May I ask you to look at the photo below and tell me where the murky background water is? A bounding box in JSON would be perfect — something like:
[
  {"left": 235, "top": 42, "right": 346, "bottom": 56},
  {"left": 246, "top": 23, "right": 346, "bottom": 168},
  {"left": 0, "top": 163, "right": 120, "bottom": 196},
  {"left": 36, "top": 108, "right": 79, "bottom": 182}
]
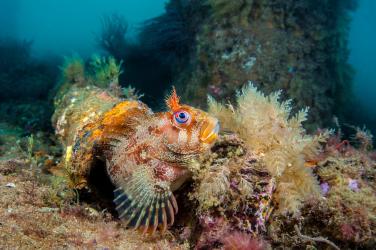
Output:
[{"left": 0, "top": 0, "right": 374, "bottom": 133}]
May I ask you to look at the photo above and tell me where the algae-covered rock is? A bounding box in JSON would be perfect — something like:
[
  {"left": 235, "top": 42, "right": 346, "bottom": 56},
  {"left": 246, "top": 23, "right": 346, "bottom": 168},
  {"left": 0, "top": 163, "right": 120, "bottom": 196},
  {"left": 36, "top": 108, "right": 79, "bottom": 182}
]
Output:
[
  {"left": 185, "top": 83, "right": 375, "bottom": 249},
  {"left": 153, "top": 0, "right": 356, "bottom": 130},
  {"left": 268, "top": 138, "right": 376, "bottom": 249},
  {"left": 0, "top": 164, "right": 186, "bottom": 249},
  {"left": 29, "top": 54, "right": 376, "bottom": 248}
]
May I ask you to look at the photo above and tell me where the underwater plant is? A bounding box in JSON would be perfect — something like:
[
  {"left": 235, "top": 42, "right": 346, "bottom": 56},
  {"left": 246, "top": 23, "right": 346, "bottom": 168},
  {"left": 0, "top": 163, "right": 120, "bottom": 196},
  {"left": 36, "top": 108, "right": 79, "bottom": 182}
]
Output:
[
  {"left": 268, "top": 129, "right": 376, "bottom": 248},
  {"left": 89, "top": 54, "right": 123, "bottom": 90},
  {"left": 97, "top": 14, "right": 128, "bottom": 60},
  {"left": 0, "top": 38, "right": 32, "bottom": 72},
  {"left": 57, "top": 54, "right": 125, "bottom": 98},
  {"left": 0, "top": 38, "right": 58, "bottom": 131},
  {"left": 60, "top": 55, "right": 85, "bottom": 85},
  {"left": 139, "top": 0, "right": 204, "bottom": 67},
  {"left": 208, "top": 82, "right": 330, "bottom": 214},
  {"left": 121, "top": 85, "right": 144, "bottom": 100},
  {"left": 352, "top": 125, "right": 374, "bottom": 151}
]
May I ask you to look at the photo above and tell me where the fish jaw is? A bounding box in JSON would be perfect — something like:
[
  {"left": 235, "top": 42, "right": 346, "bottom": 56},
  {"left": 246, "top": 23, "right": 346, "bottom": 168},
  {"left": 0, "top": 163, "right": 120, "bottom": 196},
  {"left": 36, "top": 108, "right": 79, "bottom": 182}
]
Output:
[{"left": 200, "top": 117, "right": 220, "bottom": 145}]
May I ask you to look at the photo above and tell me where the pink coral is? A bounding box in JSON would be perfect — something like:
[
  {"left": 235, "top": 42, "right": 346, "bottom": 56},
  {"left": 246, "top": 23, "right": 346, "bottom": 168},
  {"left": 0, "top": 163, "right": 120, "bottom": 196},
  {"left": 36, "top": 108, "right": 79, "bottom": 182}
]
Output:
[
  {"left": 195, "top": 215, "right": 230, "bottom": 249},
  {"left": 222, "top": 232, "right": 266, "bottom": 250}
]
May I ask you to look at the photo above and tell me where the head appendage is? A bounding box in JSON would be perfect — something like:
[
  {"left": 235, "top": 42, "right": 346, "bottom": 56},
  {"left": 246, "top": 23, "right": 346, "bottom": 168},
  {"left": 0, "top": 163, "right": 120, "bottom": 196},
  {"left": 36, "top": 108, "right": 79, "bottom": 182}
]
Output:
[{"left": 166, "top": 86, "right": 181, "bottom": 112}]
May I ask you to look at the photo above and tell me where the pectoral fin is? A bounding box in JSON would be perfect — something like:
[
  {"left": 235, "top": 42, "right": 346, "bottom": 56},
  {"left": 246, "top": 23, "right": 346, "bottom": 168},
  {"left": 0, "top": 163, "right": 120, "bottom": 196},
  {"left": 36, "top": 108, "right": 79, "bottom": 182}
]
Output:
[{"left": 113, "top": 167, "right": 178, "bottom": 234}]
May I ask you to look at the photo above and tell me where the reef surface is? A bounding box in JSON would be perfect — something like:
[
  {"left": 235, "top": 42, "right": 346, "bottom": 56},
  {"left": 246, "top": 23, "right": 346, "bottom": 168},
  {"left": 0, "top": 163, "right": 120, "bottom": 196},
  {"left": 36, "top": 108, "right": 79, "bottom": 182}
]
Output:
[
  {"left": 0, "top": 1, "right": 375, "bottom": 249},
  {"left": 1, "top": 66, "right": 375, "bottom": 248}
]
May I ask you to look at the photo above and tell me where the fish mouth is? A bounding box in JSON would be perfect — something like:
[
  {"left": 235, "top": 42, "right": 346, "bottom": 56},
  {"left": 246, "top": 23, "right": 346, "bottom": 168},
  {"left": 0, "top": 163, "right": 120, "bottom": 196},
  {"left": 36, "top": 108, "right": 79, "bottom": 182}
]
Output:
[{"left": 200, "top": 117, "right": 220, "bottom": 144}]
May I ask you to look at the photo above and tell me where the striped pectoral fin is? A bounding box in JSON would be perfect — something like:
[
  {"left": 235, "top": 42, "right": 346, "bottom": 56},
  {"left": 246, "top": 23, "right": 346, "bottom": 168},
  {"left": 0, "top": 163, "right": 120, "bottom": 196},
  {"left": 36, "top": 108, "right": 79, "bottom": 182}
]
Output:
[{"left": 113, "top": 172, "right": 178, "bottom": 234}]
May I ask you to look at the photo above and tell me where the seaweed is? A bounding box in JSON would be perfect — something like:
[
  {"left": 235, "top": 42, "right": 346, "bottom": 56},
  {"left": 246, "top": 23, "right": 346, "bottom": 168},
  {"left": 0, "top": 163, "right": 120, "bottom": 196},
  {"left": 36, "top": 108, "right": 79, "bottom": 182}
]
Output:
[
  {"left": 60, "top": 55, "right": 85, "bottom": 85},
  {"left": 57, "top": 54, "right": 124, "bottom": 97},
  {"left": 96, "top": 14, "right": 128, "bottom": 60},
  {"left": 0, "top": 38, "right": 58, "bottom": 131},
  {"left": 139, "top": 0, "right": 197, "bottom": 66},
  {"left": 208, "top": 82, "right": 330, "bottom": 214},
  {"left": 89, "top": 54, "right": 123, "bottom": 90}
]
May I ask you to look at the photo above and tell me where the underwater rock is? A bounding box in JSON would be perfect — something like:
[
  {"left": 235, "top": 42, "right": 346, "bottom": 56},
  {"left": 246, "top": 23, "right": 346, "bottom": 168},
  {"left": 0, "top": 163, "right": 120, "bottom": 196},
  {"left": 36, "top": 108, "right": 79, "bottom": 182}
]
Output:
[
  {"left": 154, "top": 0, "right": 356, "bottom": 129},
  {"left": 262, "top": 125, "right": 375, "bottom": 248},
  {"left": 0, "top": 160, "right": 186, "bottom": 249},
  {"left": 186, "top": 82, "right": 375, "bottom": 249},
  {"left": 189, "top": 133, "right": 275, "bottom": 249}
]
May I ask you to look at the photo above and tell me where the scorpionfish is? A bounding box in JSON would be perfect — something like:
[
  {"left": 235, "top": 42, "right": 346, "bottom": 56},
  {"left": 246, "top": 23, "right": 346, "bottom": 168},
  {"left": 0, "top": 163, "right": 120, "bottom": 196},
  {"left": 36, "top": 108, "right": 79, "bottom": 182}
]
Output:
[{"left": 68, "top": 88, "right": 219, "bottom": 234}]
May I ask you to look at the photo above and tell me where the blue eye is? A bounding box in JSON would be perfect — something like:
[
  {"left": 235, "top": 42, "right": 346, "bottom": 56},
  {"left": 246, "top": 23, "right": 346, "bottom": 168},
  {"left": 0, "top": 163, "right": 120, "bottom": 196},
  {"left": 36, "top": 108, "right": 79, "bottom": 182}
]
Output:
[{"left": 174, "top": 110, "right": 190, "bottom": 124}]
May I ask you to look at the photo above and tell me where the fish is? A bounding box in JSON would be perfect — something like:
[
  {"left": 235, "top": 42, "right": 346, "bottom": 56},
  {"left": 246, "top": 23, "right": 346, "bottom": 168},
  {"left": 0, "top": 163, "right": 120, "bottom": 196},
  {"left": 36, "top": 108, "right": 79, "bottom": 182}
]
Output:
[{"left": 71, "top": 87, "right": 219, "bottom": 234}]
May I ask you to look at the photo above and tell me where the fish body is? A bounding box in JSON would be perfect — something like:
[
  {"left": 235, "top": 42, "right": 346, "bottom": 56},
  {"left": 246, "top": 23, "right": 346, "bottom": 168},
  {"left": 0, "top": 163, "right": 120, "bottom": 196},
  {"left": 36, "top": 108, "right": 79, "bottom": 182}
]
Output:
[{"left": 65, "top": 88, "right": 219, "bottom": 234}]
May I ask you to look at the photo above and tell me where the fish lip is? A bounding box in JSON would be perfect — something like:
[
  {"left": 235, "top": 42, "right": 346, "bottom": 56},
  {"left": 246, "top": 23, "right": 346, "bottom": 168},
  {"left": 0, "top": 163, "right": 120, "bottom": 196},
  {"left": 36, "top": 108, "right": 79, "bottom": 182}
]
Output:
[
  {"left": 200, "top": 118, "right": 219, "bottom": 144},
  {"left": 214, "top": 122, "right": 220, "bottom": 134}
]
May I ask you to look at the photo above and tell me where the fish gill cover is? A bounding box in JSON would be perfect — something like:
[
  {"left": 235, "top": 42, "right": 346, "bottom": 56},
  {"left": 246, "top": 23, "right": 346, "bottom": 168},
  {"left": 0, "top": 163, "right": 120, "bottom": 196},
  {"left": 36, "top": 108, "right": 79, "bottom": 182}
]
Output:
[{"left": 0, "top": 0, "right": 375, "bottom": 249}]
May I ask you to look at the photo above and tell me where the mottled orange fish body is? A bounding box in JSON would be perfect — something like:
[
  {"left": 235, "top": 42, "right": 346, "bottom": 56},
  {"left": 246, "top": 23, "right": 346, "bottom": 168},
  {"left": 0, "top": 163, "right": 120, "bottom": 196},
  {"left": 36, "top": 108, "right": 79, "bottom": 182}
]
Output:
[{"left": 66, "top": 88, "right": 219, "bottom": 234}]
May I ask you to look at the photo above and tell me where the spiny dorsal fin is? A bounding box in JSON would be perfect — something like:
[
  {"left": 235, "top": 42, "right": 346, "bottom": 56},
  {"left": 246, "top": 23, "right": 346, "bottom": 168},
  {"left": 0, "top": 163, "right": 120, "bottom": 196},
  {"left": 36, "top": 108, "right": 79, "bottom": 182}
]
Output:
[
  {"left": 166, "top": 87, "right": 181, "bottom": 112},
  {"left": 113, "top": 166, "right": 177, "bottom": 235}
]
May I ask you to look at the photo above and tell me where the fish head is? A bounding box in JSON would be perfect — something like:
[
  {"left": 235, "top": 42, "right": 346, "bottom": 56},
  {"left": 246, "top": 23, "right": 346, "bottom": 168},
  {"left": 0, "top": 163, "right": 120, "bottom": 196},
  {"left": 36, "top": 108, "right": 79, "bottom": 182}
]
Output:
[{"left": 156, "top": 87, "right": 220, "bottom": 155}]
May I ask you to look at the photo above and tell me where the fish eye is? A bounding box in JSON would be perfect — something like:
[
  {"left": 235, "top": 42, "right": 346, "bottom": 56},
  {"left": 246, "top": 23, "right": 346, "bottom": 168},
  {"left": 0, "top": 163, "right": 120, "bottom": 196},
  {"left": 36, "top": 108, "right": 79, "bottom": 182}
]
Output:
[{"left": 174, "top": 110, "right": 191, "bottom": 125}]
